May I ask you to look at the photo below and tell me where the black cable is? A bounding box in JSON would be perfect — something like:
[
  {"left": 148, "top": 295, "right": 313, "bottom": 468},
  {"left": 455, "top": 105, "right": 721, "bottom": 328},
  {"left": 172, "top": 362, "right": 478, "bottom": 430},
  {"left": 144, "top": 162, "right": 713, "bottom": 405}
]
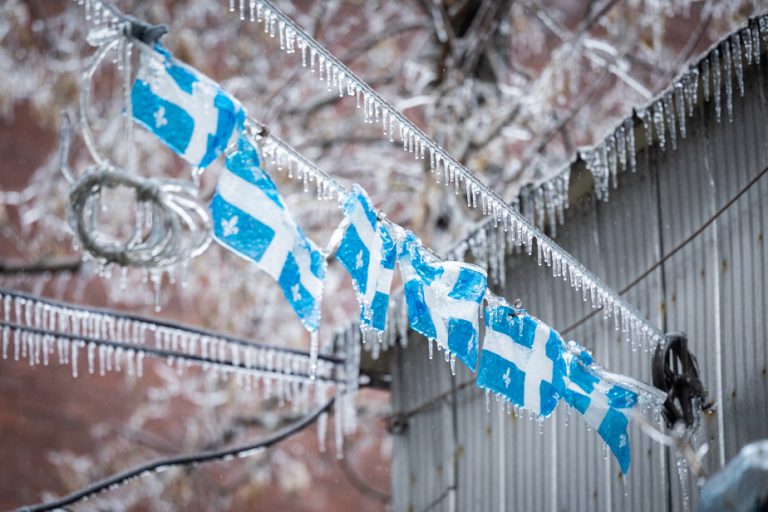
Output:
[
  {"left": 0, "top": 288, "right": 343, "bottom": 364},
  {"left": 17, "top": 397, "right": 335, "bottom": 512},
  {"left": 0, "top": 321, "right": 342, "bottom": 385}
]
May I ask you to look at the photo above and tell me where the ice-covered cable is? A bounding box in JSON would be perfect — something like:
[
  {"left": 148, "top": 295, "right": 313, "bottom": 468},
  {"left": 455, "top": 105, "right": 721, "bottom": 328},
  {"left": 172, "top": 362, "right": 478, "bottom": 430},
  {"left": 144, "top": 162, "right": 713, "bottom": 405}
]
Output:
[
  {"left": 78, "top": 0, "right": 663, "bottom": 349},
  {"left": 226, "top": 0, "right": 665, "bottom": 349},
  {"left": 1, "top": 288, "right": 342, "bottom": 381},
  {"left": 1, "top": 320, "right": 340, "bottom": 384},
  {"left": 18, "top": 395, "right": 336, "bottom": 512}
]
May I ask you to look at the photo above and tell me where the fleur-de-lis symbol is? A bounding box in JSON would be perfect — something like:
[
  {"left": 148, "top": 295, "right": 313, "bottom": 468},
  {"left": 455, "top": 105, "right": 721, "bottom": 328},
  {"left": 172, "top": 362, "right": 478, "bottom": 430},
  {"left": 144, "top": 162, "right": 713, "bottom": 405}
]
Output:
[
  {"left": 154, "top": 106, "right": 168, "bottom": 128},
  {"left": 221, "top": 216, "right": 239, "bottom": 237},
  {"left": 355, "top": 250, "right": 364, "bottom": 270},
  {"left": 502, "top": 367, "right": 511, "bottom": 388},
  {"left": 291, "top": 283, "right": 302, "bottom": 303}
]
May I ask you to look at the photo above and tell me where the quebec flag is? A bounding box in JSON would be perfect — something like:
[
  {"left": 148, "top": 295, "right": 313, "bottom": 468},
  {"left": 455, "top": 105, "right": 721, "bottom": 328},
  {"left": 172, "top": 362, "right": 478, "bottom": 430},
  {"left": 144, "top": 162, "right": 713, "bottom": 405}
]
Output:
[
  {"left": 210, "top": 137, "right": 326, "bottom": 332},
  {"left": 563, "top": 342, "right": 638, "bottom": 474},
  {"left": 132, "top": 45, "right": 245, "bottom": 170},
  {"left": 335, "top": 185, "right": 396, "bottom": 333},
  {"left": 476, "top": 299, "right": 567, "bottom": 418},
  {"left": 398, "top": 231, "right": 487, "bottom": 370}
]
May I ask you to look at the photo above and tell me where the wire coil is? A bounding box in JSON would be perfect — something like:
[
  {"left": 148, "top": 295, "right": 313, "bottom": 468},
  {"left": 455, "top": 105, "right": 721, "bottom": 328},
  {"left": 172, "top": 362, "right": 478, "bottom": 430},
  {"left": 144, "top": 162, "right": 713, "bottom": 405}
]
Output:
[{"left": 68, "top": 168, "right": 211, "bottom": 268}]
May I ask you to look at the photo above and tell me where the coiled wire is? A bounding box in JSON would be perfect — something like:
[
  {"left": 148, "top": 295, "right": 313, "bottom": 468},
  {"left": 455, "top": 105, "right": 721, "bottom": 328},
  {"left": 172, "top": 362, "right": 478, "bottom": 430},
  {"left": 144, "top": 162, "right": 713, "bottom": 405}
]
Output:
[
  {"left": 68, "top": 168, "right": 211, "bottom": 268},
  {"left": 65, "top": 15, "right": 212, "bottom": 269}
]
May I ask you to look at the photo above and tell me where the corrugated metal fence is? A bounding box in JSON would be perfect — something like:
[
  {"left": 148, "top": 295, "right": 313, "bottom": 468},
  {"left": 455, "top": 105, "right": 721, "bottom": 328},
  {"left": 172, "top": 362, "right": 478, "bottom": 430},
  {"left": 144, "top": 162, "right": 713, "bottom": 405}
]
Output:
[{"left": 389, "top": 38, "right": 768, "bottom": 512}]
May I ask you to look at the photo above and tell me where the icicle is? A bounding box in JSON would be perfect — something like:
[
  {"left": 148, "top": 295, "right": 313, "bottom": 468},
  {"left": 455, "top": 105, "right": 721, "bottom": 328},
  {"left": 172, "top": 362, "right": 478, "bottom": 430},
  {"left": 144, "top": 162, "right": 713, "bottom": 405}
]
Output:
[
  {"left": 676, "top": 451, "right": 691, "bottom": 512},
  {"left": 624, "top": 117, "right": 636, "bottom": 174},
  {"left": 664, "top": 92, "right": 677, "bottom": 151},
  {"left": 71, "top": 341, "right": 80, "bottom": 378},
  {"left": 723, "top": 40, "right": 734, "bottom": 122},
  {"left": 732, "top": 34, "right": 744, "bottom": 98},
  {"left": 309, "top": 330, "right": 319, "bottom": 379},
  {"left": 637, "top": 108, "right": 653, "bottom": 148},
  {"left": 136, "top": 350, "right": 145, "bottom": 377},
  {"left": 675, "top": 83, "right": 686, "bottom": 139},
  {"left": 701, "top": 56, "right": 711, "bottom": 102},
  {"left": 742, "top": 28, "right": 753, "bottom": 67},
  {"left": 606, "top": 135, "right": 618, "bottom": 189},
  {"left": 616, "top": 125, "right": 627, "bottom": 173},
  {"left": 686, "top": 68, "right": 699, "bottom": 118},
  {"left": 712, "top": 48, "right": 722, "bottom": 123},
  {"left": 752, "top": 23, "right": 761, "bottom": 65},
  {"left": 1, "top": 326, "right": 8, "bottom": 360},
  {"left": 317, "top": 411, "right": 328, "bottom": 453},
  {"left": 652, "top": 101, "right": 666, "bottom": 150},
  {"left": 334, "top": 395, "right": 344, "bottom": 459},
  {"left": 98, "top": 344, "right": 106, "bottom": 376},
  {"left": 87, "top": 342, "right": 96, "bottom": 374}
]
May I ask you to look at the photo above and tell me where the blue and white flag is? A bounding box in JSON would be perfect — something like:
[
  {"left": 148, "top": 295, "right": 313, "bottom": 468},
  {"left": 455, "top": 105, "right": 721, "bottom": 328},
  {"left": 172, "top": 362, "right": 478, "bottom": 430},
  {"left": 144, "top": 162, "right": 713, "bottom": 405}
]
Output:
[
  {"left": 335, "top": 185, "right": 396, "bottom": 333},
  {"left": 563, "top": 342, "right": 638, "bottom": 474},
  {"left": 476, "top": 298, "right": 567, "bottom": 418},
  {"left": 132, "top": 45, "right": 245, "bottom": 170},
  {"left": 398, "top": 231, "right": 487, "bottom": 370},
  {"left": 210, "top": 137, "right": 326, "bottom": 332}
]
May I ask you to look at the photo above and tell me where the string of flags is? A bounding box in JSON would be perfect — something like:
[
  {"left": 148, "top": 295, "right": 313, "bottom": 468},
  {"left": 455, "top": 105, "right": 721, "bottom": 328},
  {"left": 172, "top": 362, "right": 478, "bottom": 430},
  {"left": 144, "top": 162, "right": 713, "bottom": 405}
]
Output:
[{"left": 127, "top": 39, "right": 655, "bottom": 473}]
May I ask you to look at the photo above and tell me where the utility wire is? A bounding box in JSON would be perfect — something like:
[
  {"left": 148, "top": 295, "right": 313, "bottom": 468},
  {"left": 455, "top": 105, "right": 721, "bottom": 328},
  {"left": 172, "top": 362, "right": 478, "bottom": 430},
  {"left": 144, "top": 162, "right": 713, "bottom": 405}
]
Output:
[{"left": 17, "top": 396, "right": 335, "bottom": 512}]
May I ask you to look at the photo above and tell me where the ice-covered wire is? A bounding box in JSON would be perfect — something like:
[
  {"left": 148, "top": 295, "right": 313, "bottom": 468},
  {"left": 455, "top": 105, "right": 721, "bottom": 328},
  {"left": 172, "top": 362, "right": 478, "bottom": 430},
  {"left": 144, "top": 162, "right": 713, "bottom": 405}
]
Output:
[
  {"left": 1, "top": 320, "right": 341, "bottom": 385},
  {"left": 1, "top": 288, "right": 344, "bottom": 365},
  {"left": 84, "top": 0, "right": 660, "bottom": 350},
  {"left": 227, "top": 0, "right": 665, "bottom": 349},
  {"left": 18, "top": 395, "right": 336, "bottom": 512}
]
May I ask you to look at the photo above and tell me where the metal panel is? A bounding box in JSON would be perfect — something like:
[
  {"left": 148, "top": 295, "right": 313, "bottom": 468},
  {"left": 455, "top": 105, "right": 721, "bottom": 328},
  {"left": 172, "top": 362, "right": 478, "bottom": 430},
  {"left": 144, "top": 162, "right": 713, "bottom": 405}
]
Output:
[{"left": 389, "top": 44, "right": 768, "bottom": 512}]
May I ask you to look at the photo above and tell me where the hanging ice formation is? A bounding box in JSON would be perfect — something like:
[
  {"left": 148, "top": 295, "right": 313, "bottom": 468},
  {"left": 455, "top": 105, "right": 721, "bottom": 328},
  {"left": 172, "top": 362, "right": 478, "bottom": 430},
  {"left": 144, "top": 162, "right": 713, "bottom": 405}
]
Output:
[
  {"left": 580, "top": 16, "right": 763, "bottom": 201},
  {"left": 0, "top": 290, "right": 339, "bottom": 409},
  {"left": 225, "top": 0, "right": 666, "bottom": 351}
]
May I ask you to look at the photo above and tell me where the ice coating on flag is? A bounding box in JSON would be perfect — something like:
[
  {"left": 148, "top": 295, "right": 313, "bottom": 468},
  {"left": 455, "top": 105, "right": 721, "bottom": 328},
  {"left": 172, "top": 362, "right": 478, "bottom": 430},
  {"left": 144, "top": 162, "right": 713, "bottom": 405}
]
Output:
[
  {"left": 210, "top": 136, "right": 326, "bottom": 332},
  {"left": 335, "top": 184, "right": 396, "bottom": 333},
  {"left": 563, "top": 342, "right": 638, "bottom": 474},
  {"left": 132, "top": 45, "right": 245, "bottom": 170},
  {"left": 398, "top": 231, "right": 487, "bottom": 370},
  {"left": 477, "top": 298, "right": 567, "bottom": 417}
]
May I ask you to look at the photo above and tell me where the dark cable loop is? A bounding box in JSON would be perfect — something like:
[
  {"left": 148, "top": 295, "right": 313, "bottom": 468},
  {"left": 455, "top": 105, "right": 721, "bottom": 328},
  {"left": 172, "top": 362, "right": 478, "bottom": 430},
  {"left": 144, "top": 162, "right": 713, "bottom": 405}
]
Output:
[{"left": 652, "top": 332, "right": 707, "bottom": 430}]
